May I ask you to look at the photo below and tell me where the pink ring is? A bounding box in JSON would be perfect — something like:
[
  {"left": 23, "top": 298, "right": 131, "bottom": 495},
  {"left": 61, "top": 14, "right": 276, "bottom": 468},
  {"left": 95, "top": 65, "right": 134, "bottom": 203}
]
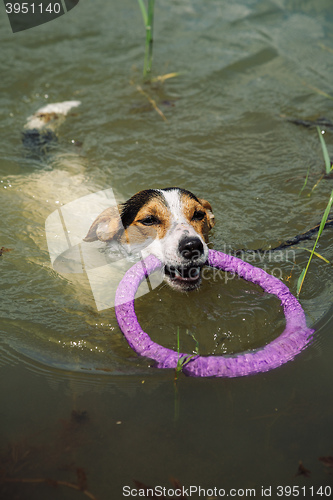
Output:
[{"left": 115, "top": 250, "right": 314, "bottom": 377}]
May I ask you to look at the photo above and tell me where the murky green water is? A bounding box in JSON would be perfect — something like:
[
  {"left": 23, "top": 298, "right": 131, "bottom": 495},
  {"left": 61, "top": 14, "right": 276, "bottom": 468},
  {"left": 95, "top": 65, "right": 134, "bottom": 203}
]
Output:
[{"left": 1, "top": 0, "right": 333, "bottom": 498}]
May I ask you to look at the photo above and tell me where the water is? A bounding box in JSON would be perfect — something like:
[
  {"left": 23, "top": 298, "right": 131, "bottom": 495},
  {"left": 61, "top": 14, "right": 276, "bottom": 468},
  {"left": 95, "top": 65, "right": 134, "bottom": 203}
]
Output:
[{"left": 1, "top": 0, "right": 333, "bottom": 498}]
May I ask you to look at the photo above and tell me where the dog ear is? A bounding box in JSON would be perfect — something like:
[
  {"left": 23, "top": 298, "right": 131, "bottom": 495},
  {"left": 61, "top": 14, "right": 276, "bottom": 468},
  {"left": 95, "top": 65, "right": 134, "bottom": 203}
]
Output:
[
  {"left": 83, "top": 205, "right": 123, "bottom": 242},
  {"left": 198, "top": 198, "right": 215, "bottom": 229}
]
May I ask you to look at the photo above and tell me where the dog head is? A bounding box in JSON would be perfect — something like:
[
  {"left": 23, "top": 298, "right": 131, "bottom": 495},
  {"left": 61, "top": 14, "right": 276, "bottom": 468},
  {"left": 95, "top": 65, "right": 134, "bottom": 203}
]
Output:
[{"left": 84, "top": 187, "right": 215, "bottom": 291}]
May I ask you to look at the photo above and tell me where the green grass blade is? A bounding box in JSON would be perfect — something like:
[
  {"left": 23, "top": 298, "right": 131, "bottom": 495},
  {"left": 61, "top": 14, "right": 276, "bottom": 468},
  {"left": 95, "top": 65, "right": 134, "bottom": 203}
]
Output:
[
  {"left": 298, "top": 247, "right": 331, "bottom": 264},
  {"left": 138, "top": 0, "right": 155, "bottom": 78},
  {"left": 304, "top": 82, "right": 333, "bottom": 100},
  {"left": 144, "top": 0, "right": 155, "bottom": 77},
  {"left": 317, "top": 126, "right": 331, "bottom": 175},
  {"left": 186, "top": 329, "right": 200, "bottom": 354},
  {"left": 297, "top": 268, "right": 306, "bottom": 297},
  {"left": 299, "top": 166, "right": 310, "bottom": 196},
  {"left": 318, "top": 190, "right": 333, "bottom": 237},
  {"left": 309, "top": 174, "right": 324, "bottom": 195},
  {"left": 137, "top": 0, "right": 148, "bottom": 26},
  {"left": 177, "top": 326, "right": 180, "bottom": 353},
  {"left": 147, "top": 0, "right": 155, "bottom": 28},
  {"left": 175, "top": 329, "right": 198, "bottom": 373},
  {"left": 178, "top": 354, "right": 197, "bottom": 370},
  {"left": 175, "top": 327, "right": 181, "bottom": 376},
  {"left": 297, "top": 188, "right": 333, "bottom": 296}
]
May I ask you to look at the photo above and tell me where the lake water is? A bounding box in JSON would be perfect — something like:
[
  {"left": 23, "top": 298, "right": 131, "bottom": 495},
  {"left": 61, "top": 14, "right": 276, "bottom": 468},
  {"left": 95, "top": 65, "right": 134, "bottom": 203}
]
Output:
[{"left": 1, "top": 0, "right": 333, "bottom": 498}]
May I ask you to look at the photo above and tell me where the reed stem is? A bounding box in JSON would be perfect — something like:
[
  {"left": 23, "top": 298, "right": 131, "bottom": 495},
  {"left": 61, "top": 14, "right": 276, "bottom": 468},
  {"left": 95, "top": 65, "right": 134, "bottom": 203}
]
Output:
[{"left": 138, "top": 0, "right": 155, "bottom": 79}]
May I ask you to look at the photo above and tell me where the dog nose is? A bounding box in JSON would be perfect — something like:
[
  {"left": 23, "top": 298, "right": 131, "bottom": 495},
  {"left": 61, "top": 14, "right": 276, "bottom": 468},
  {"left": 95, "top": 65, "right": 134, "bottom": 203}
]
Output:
[{"left": 179, "top": 237, "right": 204, "bottom": 260}]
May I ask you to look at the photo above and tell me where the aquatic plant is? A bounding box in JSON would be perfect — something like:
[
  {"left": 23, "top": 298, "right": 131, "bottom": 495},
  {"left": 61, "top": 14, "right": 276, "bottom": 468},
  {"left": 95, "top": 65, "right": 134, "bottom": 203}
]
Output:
[
  {"left": 136, "top": 1, "right": 180, "bottom": 121},
  {"left": 317, "top": 126, "right": 333, "bottom": 175},
  {"left": 299, "top": 126, "right": 333, "bottom": 195},
  {"left": 174, "top": 328, "right": 199, "bottom": 420},
  {"left": 298, "top": 166, "right": 310, "bottom": 196},
  {"left": 297, "top": 188, "right": 333, "bottom": 297},
  {"left": 297, "top": 127, "right": 333, "bottom": 296},
  {"left": 297, "top": 126, "right": 333, "bottom": 297},
  {"left": 138, "top": 0, "right": 155, "bottom": 78},
  {"left": 175, "top": 328, "right": 199, "bottom": 379}
]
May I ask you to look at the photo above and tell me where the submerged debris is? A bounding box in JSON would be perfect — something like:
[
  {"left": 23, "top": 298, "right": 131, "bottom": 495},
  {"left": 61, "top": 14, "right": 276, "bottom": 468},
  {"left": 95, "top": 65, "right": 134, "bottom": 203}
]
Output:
[
  {"left": 0, "top": 247, "right": 13, "bottom": 257},
  {"left": 295, "top": 460, "right": 311, "bottom": 478},
  {"left": 286, "top": 116, "right": 333, "bottom": 131},
  {"left": 319, "top": 456, "right": 333, "bottom": 469},
  {"left": 235, "top": 218, "right": 333, "bottom": 255}
]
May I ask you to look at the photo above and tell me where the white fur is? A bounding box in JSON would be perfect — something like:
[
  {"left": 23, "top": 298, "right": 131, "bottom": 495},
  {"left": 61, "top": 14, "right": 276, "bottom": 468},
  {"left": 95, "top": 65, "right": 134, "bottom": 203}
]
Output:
[
  {"left": 141, "top": 189, "right": 209, "bottom": 268},
  {"left": 158, "top": 188, "right": 186, "bottom": 223},
  {"left": 24, "top": 100, "right": 81, "bottom": 130}
]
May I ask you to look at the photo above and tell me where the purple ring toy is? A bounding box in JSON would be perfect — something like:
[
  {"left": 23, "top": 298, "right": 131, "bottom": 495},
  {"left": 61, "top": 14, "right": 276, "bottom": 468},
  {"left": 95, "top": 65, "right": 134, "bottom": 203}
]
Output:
[{"left": 115, "top": 250, "right": 314, "bottom": 377}]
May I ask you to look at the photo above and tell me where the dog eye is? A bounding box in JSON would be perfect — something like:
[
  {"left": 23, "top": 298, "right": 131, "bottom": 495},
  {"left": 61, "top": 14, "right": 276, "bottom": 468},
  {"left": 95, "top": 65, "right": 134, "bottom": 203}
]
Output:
[
  {"left": 139, "top": 215, "right": 160, "bottom": 226},
  {"left": 192, "top": 210, "right": 205, "bottom": 221}
]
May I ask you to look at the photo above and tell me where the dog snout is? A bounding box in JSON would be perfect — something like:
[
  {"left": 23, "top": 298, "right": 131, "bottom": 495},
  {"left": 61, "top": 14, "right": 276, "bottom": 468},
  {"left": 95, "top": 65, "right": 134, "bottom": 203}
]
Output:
[{"left": 178, "top": 236, "right": 204, "bottom": 260}]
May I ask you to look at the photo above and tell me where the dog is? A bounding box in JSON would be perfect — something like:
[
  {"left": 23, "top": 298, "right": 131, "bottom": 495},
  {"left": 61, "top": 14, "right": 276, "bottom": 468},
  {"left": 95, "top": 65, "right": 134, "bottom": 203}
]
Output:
[
  {"left": 22, "top": 103, "right": 215, "bottom": 291},
  {"left": 84, "top": 188, "right": 215, "bottom": 291}
]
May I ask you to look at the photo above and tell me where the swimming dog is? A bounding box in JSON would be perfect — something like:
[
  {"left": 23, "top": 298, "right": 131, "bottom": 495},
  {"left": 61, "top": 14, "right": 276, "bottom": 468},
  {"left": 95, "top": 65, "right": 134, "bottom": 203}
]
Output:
[
  {"left": 84, "top": 188, "right": 215, "bottom": 291},
  {"left": 22, "top": 103, "right": 215, "bottom": 291}
]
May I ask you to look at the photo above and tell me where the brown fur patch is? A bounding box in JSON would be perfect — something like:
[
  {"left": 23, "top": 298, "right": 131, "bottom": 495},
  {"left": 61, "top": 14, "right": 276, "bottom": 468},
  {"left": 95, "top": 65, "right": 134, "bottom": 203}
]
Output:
[
  {"left": 198, "top": 197, "right": 215, "bottom": 228},
  {"left": 130, "top": 198, "right": 171, "bottom": 240},
  {"left": 180, "top": 193, "right": 215, "bottom": 242},
  {"left": 36, "top": 112, "right": 60, "bottom": 123},
  {"left": 83, "top": 206, "right": 122, "bottom": 242}
]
